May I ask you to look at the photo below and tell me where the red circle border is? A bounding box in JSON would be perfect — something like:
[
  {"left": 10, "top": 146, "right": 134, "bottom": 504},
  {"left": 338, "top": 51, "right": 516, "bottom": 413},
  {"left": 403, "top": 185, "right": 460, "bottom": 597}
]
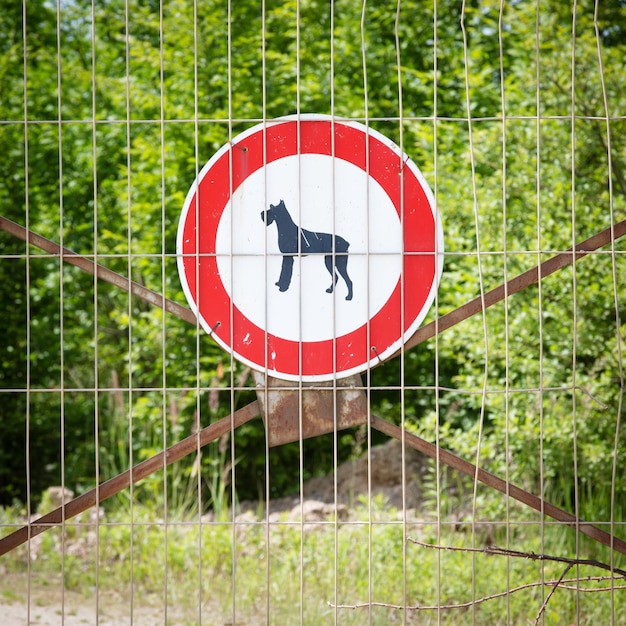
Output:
[{"left": 178, "top": 117, "right": 439, "bottom": 380}]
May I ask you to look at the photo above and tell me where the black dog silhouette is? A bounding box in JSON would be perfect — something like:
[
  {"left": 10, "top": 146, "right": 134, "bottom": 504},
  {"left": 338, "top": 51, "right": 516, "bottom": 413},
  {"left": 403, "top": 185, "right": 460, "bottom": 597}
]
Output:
[{"left": 261, "top": 200, "right": 353, "bottom": 301}]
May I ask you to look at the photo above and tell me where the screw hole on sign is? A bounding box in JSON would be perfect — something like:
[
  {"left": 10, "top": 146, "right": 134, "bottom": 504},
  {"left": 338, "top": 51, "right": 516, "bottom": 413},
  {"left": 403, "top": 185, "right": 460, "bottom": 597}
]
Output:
[
  {"left": 371, "top": 346, "right": 383, "bottom": 364},
  {"left": 177, "top": 115, "right": 444, "bottom": 382},
  {"left": 230, "top": 141, "right": 248, "bottom": 153}
]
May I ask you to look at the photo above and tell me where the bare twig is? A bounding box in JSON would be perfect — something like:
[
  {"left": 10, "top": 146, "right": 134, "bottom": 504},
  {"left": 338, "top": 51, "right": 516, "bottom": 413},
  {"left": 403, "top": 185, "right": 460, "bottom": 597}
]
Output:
[
  {"left": 331, "top": 540, "right": 626, "bottom": 615},
  {"left": 534, "top": 563, "right": 573, "bottom": 626},
  {"left": 406, "top": 539, "right": 626, "bottom": 622},
  {"left": 330, "top": 577, "right": 626, "bottom": 612},
  {"left": 408, "top": 539, "right": 626, "bottom": 578}
]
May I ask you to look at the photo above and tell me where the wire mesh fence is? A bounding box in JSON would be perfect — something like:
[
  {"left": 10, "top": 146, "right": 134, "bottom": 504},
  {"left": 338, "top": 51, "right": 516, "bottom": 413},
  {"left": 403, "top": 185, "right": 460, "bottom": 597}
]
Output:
[{"left": 1, "top": 1, "right": 625, "bottom": 624}]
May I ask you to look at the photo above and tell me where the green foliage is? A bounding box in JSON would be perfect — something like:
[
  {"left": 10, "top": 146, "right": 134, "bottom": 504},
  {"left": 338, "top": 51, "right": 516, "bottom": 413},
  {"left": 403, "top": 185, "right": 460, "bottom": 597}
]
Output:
[{"left": 0, "top": 0, "right": 625, "bottom": 572}]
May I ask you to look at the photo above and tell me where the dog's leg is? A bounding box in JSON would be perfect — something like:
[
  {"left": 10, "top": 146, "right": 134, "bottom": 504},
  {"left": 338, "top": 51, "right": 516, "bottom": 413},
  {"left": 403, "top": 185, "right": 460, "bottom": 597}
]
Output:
[
  {"left": 335, "top": 255, "right": 353, "bottom": 301},
  {"left": 276, "top": 255, "right": 294, "bottom": 292},
  {"left": 324, "top": 255, "right": 338, "bottom": 294}
]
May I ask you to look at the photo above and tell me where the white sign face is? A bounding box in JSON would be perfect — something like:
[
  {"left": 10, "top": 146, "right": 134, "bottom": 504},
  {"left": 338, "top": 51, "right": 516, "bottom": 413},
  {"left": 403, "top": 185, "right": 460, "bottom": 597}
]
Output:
[
  {"left": 177, "top": 115, "right": 443, "bottom": 382},
  {"left": 215, "top": 154, "right": 402, "bottom": 344}
]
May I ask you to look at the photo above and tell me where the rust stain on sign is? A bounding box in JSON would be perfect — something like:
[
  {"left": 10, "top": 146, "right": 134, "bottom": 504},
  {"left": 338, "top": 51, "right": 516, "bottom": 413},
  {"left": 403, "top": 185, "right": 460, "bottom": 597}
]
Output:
[{"left": 253, "top": 372, "right": 368, "bottom": 447}]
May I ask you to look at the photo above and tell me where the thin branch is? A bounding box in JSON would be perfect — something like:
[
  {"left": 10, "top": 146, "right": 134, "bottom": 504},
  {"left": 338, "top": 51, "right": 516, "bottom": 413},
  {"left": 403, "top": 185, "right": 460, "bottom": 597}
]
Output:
[
  {"left": 330, "top": 577, "right": 626, "bottom": 612},
  {"left": 534, "top": 563, "right": 573, "bottom": 626},
  {"left": 408, "top": 539, "right": 626, "bottom": 578}
]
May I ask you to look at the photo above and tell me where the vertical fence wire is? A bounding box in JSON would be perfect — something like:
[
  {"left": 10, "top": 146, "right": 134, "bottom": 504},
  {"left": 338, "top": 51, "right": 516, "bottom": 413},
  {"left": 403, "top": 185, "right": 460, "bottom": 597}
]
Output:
[
  {"left": 260, "top": 5, "right": 272, "bottom": 625},
  {"left": 534, "top": 0, "right": 547, "bottom": 613},
  {"left": 157, "top": 1, "right": 168, "bottom": 622},
  {"left": 359, "top": 4, "right": 374, "bottom": 623},
  {"left": 570, "top": 4, "right": 581, "bottom": 620},
  {"left": 432, "top": 1, "right": 443, "bottom": 622},
  {"left": 21, "top": 2, "right": 32, "bottom": 625},
  {"left": 89, "top": 1, "right": 102, "bottom": 623},
  {"left": 393, "top": 0, "right": 408, "bottom": 616},
  {"left": 123, "top": 2, "right": 135, "bottom": 622},
  {"left": 54, "top": 0, "right": 67, "bottom": 618},
  {"left": 329, "top": 5, "right": 340, "bottom": 623},
  {"left": 226, "top": 2, "right": 236, "bottom": 624},
  {"left": 594, "top": 1, "right": 625, "bottom": 616},
  {"left": 497, "top": 1, "right": 512, "bottom": 623},
  {"left": 460, "top": 1, "right": 490, "bottom": 621},
  {"left": 191, "top": 1, "right": 203, "bottom": 623}
]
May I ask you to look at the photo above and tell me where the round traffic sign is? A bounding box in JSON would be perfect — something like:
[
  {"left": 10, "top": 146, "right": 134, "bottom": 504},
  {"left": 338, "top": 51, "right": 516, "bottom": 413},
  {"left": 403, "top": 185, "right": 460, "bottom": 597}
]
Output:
[{"left": 177, "top": 115, "right": 443, "bottom": 382}]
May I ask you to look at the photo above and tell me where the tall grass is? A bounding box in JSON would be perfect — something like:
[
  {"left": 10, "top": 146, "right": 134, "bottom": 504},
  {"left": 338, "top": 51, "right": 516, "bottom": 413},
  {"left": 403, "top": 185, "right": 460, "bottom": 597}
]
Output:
[{"left": 2, "top": 497, "right": 625, "bottom": 625}]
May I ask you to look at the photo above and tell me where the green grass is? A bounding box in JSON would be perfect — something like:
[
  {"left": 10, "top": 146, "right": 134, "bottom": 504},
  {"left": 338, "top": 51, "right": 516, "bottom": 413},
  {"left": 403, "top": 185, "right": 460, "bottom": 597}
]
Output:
[{"left": 1, "top": 500, "right": 625, "bottom": 625}]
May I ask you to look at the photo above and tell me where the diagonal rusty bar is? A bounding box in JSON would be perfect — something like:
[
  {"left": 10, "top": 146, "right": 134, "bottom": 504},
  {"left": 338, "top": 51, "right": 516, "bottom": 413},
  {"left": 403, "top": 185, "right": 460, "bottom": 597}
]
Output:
[
  {"left": 2, "top": 215, "right": 626, "bottom": 559},
  {"left": 0, "top": 401, "right": 260, "bottom": 557},
  {"left": 403, "top": 218, "right": 626, "bottom": 352},
  {"left": 0, "top": 216, "right": 197, "bottom": 325},
  {"left": 3, "top": 216, "right": 624, "bottom": 350},
  {"left": 371, "top": 415, "right": 626, "bottom": 557}
]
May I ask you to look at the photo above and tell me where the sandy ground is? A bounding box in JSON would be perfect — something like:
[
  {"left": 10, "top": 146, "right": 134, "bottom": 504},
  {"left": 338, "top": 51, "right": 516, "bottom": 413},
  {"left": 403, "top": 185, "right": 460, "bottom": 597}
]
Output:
[{"left": 0, "top": 574, "right": 188, "bottom": 626}]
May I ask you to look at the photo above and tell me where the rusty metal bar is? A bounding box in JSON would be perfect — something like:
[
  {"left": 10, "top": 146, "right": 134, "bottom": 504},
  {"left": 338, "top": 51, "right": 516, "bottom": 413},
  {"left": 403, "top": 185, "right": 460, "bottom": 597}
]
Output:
[
  {"left": 0, "top": 401, "right": 260, "bottom": 557},
  {"left": 402, "top": 218, "right": 626, "bottom": 352},
  {"left": 0, "top": 216, "right": 197, "bottom": 326},
  {"left": 4, "top": 215, "right": 624, "bottom": 356},
  {"left": 4, "top": 398, "right": 624, "bottom": 559},
  {"left": 371, "top": 415, "right": 626, "bottom": 556}
]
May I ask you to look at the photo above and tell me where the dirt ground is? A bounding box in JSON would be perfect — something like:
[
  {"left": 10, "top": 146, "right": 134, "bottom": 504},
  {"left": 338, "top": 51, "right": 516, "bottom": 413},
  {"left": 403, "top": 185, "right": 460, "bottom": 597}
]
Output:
[
  {"left": 1, "top": 439, "right": 428, "bottom": 625},
  {"left": 1, "top": 574, "right": 185, "bottom": 626}
]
